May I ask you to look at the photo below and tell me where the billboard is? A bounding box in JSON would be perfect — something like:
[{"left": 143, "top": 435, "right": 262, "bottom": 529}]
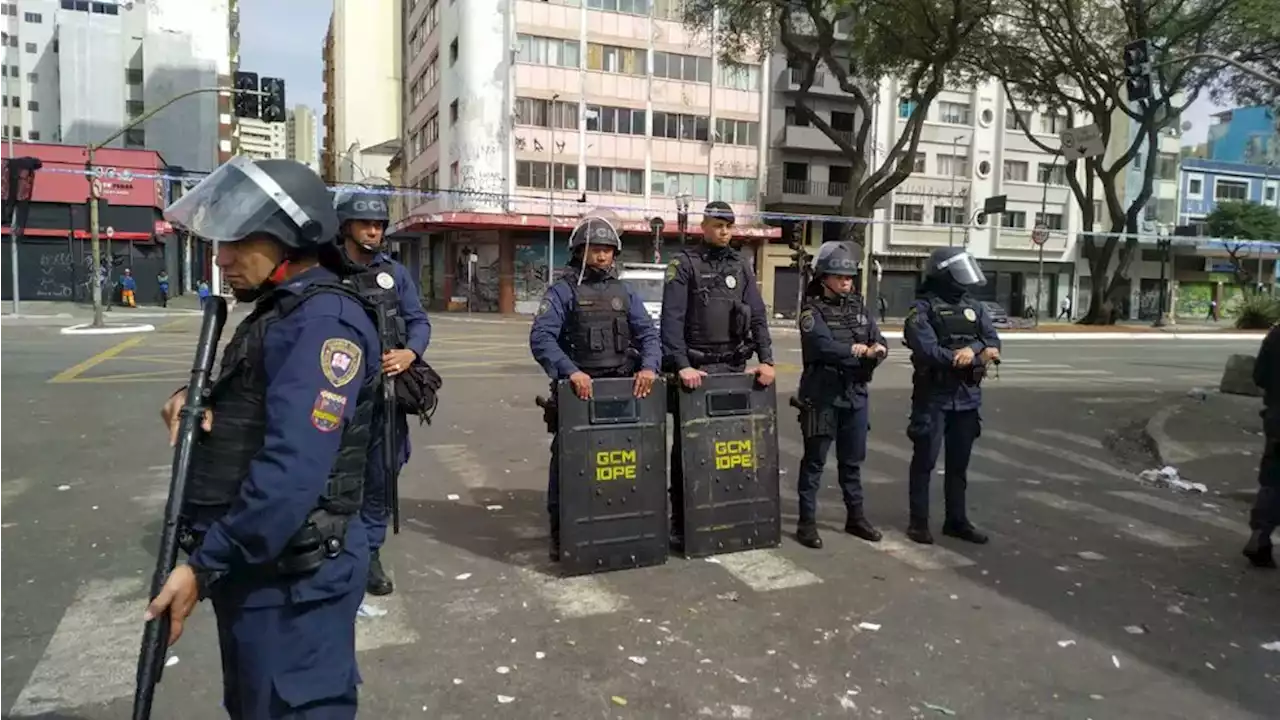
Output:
[{"left": 0, "top": 142, "right": 167, "bottom": 209}]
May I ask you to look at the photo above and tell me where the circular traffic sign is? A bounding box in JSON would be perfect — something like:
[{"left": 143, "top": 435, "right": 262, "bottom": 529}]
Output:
[
  {"left": 105, "top": 226, "right": 115, "bottom": 239},
  {"left": 1031, "top": 224, "right": 1049, "bottom": 246}
]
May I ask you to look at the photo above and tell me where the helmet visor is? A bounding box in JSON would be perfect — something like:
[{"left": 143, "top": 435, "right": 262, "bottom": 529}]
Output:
[
  {"left": 164, "top": 156, "right": 315, "bottom": 243},
  {"left": 937, "top": 251, "right": 986, "bottom": 286}
]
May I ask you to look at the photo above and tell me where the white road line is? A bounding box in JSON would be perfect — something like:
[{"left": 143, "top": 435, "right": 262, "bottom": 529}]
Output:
[
  {"left": 1034, "top": 428, "right": 1104, "bottom": 450},
  {"left": 1076, "top": 396, "right": 1159, "bottom": 404},
  {"left": 517, "top": 567, "right": 630, "bottom": 618},
  {"left": 1018, "top": 491, "right": 1201, "bottom": 548},
  {"left": 995, "top": 368, "right": 1113, "bottom": 375},
  {"left": 716, "top": 549, "right": 823, "bottom": 591},
  {"left": 356, "top": 592, "right": 421, "bottom": 652},
  {"left": 871, "top": 530, "right": 978, "bottom": 571},
  {"left": 984, "top": 430, "right": 1132, "bottom": 481},
  {"left": 1002, "top": 376, "right": 1157, "bottom": 384},
  {"left": 9, "top": 577, "right": 144, "bottom": 716},
  {"left": 428, "top": 443, "right": 492, "bottom": 491},
  {"left": 1109, "top": 491, "right": 1247, "bottom": 535},
  {"left": 971, "top": 446, "right": 1084, "bottom": 481},
  {"left": 865, "top": 437, "right": 1003, "bottom": 483}
]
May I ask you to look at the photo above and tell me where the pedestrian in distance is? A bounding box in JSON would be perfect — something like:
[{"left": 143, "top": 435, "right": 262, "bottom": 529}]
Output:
[
  {"left": 334, "top": 185, "right": 433, "bottom": 597},
  {"left": 903, "top": 247, "right": 1001, "bottom": 546},
  {"left": 529, "top": 212, "right": 662, "bottom": 561},
  {"left": 1245, "top": 322, "right": 1280, "bottom": 568},
  {"left": 792, "top": 241, "right": 888, "bottom": 549},
  {"left": 146, "top": 157, "right": 381, "bottom": 718}
]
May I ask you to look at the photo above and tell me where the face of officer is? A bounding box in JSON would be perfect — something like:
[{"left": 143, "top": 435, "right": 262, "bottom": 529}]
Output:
[
  {"left": 216, "top": 234, "right": 287, "bottom": 294},
  {"left": 702, "top": 218, "right": 732, "bottom": 248},
  {"left": 582, "top": 245, "right": 616, "bottom": 271},
  {"left": 822, "top": 274, "right": 854, "bottom": 296},
  {"left": 346, "top": 219, "right": 384, "bottom": 250}
]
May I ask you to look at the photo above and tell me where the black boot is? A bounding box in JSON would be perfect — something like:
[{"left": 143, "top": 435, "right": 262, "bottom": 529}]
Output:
[
  {"left": 366, "top": 549, "right": 394, "bottom": 596},
  {"left": 1243, "top": 530, "right": 1276, "bottom": 569},
  {"left": 906, "top": 521, "right": 933, "bottom": 545},
  {"left": 796, "top": 523, "right": 823, "bottom": 549},
  {"left": 942, "top": 521, "right": 990, "bottom": 545},
  {"left": 844, "top": 511, "right": 882, "bottom": 543},
  {"left": 550, "top": 518, "right": 561, "bottom": 562}
]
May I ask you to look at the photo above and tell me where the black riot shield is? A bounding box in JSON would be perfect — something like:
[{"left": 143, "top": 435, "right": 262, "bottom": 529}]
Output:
[
  {"left": 556, "top": 376, "right": 669, "bottom": 576},
  {"left": 677, "top": 373, "right": 781, "bottom": 558}
]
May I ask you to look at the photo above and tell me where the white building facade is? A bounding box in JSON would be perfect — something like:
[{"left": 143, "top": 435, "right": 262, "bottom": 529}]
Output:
[
  {"left": 285, "top": 103, "right": 318, "bottom": 171},
  {"left": 236, "top": 115, "right": 285, "bottom": 160},
  {"left": 322, "top": 0, "right": 400, "bottom": 183}
]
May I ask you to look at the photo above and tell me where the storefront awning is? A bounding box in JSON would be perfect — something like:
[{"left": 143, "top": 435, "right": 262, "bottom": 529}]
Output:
[{"left": 1, "top": 226, "right": 155, "bottom": 241}]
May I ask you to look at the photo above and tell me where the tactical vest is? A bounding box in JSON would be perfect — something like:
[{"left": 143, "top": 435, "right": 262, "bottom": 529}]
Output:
[
  {"left": 683, "top": 249, "right": 748, "bottom": 355},
  {"left": 348, "top": 262, "right": 405, "bottom": 349},
  {"left": 184, "top": 282, "right": 377, "bottom": 523},
  {"left": 565, "top": 278, "right": 633, "bottom": 373},
  {"left": 927, "top": 297, "right": 981, "bottom": 350},
  {"left": 804, "top": 295, "right": 876, "bottom": 387}
]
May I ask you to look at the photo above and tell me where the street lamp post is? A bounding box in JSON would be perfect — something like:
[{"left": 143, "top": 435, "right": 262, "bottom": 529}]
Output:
[
  {"left": 85, "top": 85, "right": 263, "bottom": 328},
  {"left": 547, "top": 93, "right": 560, "bottom": 288},
  {"left": 948, "top": 134, "right": 964, "bottom": 247},
  {"left": 1154, "top": 235, "right": 1171, "bottom": 327}
]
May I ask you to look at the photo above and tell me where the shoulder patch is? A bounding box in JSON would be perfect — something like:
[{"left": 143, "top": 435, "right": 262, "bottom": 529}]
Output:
[
  {"left": 320, "top": 338, "right": 363, "bottom": 388},
  {"left": 311, "top": 389, "right": 348, "bottom": 432},
  {"left": 664, "top": 259, "right": 680, "bottom": 284},
  {"left": 537, "top": 297, "right": 552, "bottom": 316},
  {"left": 798, "top": 309, "right": 816, "bottom": 332}
]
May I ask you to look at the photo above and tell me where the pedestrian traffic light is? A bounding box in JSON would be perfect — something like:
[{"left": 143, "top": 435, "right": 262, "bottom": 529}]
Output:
[
  {"left": 233, "top": 71, "right": 259, "bottom": 119},
  {"left": 1122, "top": 39, "right": 1153, "bottom": 102},
  {"left": 260, "top": 77, "right": 286, "bottom": 123}
]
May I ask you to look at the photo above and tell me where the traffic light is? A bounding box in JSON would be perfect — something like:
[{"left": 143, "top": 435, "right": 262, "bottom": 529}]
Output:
[
  {"left": 233, "top": 71, "right": 259, "bottom": 119},
  {"left": 787, "top": 222, "right": 809, "bottom": 268},
  {"left": 1122, "top": 39, "right": 1153, "bottom": 102},
  {"left": 260, "top": 77, "right": 286, "bottom": 123}
]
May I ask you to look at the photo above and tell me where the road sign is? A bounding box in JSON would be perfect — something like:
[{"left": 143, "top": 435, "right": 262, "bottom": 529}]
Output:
[
  {"left": 1059, "top": 124, "right": 1106, "bottom": 162},
  {"left": 1031, "top": 224, "right": 1050, "bottom": 246},
  {"left": 105, "top": 226, "right": 114, "bottom": 239}
]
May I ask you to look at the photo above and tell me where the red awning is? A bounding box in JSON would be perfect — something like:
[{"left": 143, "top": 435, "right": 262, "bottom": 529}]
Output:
[
  {"left": 1, "top": 226, "right": 155, "bottom": 241},
  {"left": 391, "top": 211, "right": 783, "bottom": 239}
]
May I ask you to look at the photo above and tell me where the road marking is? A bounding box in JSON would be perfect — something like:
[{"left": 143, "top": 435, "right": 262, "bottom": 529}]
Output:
[
  {"left": 428, "top": 444, "right": 493, "bottom": 490},
  {"left": 1034, "top": 428, "right": 1103, "bottom": 449},
  {"left": 871, "top": 530, "right": 977, "bottom": 570},
  {"left": 865, "top": 437, "right": 1003, "bottom": 483},
  {"left": 984, "top": 430, "right": 1131, "bottom": 481},
  {"left": 1076, "top": 396, "right": 1158, "bottom": 404},
  {"left": 47, "top": 336, "right": 145, "bottom": 383},
  {"left": 1008, "top": 376, "right": 1157, "bottom": 384},
  {"left": 517, "top": 568, "right": 630, "bottom": 618},
  {"left": 1018, "top": 491, "right": 1201, "bottom": 548},
  {"left": 716, "top": 549, "right": 822, "bottom": 591},
  {"left": 356, "top": 592, "right": 420, "bottom": 652},
  {"left": 1109, "top": 491, "right": 1247, "bottom": 535},
  {"left": 8, "top": 577, "right": 144, "bottom": 716},
  {"left": 971, "top": 446, "right": 1083, "bottom": 481},
  {"left": 777, "top": 436, "right": 896, "bottom": 485},
  {"left": 995, "top": 367, "right": 1109, "bottom": 374}
]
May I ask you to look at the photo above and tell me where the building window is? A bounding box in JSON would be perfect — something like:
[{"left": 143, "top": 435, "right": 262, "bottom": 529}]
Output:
[
  {"left": 515, "top": 160, "right": 579, "bottom": 190},
  {"left": 449, "top": 38, "right": 459, "bottom": 66},
  {"left": 652, "top": 0, "right": 684, "bottom": 20},
  {"left": 714, "top": 118, "right": 758, "bottom": 147},
  {"left": 125, "top": 129, "right": 145, "bottom": 148},
  {"left": 586, "top": 0, "right": 651, "bottom": 15},
  {"left": 1039, "top": 113, "right": 1068, "bottom": 135},
  {"left": 1003, "top": 160, "right": 1029, "bottom": 182},
  {"left": 1214, "top": 178, "right": 1249, "bottom": 201},
  {"left": 586, "top": 166, "right": 645, "bottom": 195},
  {"left": 424, "top": 111, "right": 439, "bottom": 146},
  {"left": 24, "top": 42, "right": 37, "bottom": 53},
  {"left": 1156, "top": 152, "right": 1178, "bottom": 180},
  {"left": 126, "top": 68, "right": 143, "bottom": 85},
  {"left": 7, "top": 95, "right": 17, "bottom": 108},
  {"left": 936, "top": 101, "right": 971, "bottom": 125},
  {"left": 652, "top": 171, "right": 709, "bottom": 198},
  {"left": 449, "top": 99, "right": 458, "bottom": 125},
  {"left": 1002, "top": 210, "right": 1026, "bottom": 228},
  {"left": 933, "top": 204, "right": 967, "bottom": 225},
  {"left": 653, "top": 51, "right": 712, "bottom": 83},
  {"left": 23, "top": 12, "right": 41, "bottom": 22},
  {"left": 91, "top": 2, "right": 118, "bottom": 14},
  {"left": 516, "top": 97, "right": 579, "bottom": 130},
  {"left": 713, "top": 176, "right": 757, "bottom": 203},
  {"left": 893, "top": 203, "right": 924, "bottom": 224},
  {"left": 718, "top": 63, "right": 760, "bottom": 92},
  {"left": 936, "top": 154, "right": 969, "bottom": 178},
  {"left": 126, "top": 100, "right": 144, "bottom": 117},
  {"left": 25, "top": 71, "right": 35, "bottom": 83},
  {"left": 652, "top": 111, "right": 709, "bottom": 142},
  {"left": 1034, "top": 212, "right": 1064, "bottom": 230},
  {"left": 584, "top": 104, "right": 644, "bottom": 135},
  {"left": 587, "top": 43, "right": 645, "bottom": 76},
  {"left": 1187, "top": 175, "right": 1203, "bottom": 198},
  {"left": 2, "top": 33, "right": 15, "bottom": 48},
  {"left": 26, "top": 100, "right": 37, "bottom": 111},
  {"left": 1005, "top": 109, "right": 1029, "bottom": 131},
  {"left": 0, "top": 4, "right": 12, "bottom": 16},
  {"left": 898, "top": 99, "right": 916, "bottom": 119},
  {"left": 1266, "top": 184, "right": 1277, "bottom": 204},
  {"left": 1037, "top": 162, "right": 1066, "bottom": 185},
  {"left": 784, "top": 106, "right": 811, "bottom": 127},
  {"left": 517, "top": 35, "right": 580, "bottom": 69},
  {"left": 27, "top": 130, "right": 38, "bottom": 141}
]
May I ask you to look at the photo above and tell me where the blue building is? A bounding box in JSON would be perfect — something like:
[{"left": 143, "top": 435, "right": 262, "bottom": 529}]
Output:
[
  {"left": 1206, "top": 106, "right": 1278, "bottom": 164},
  {"left": 1178, "top": 158, "right": 1280, "bottom": 227}
]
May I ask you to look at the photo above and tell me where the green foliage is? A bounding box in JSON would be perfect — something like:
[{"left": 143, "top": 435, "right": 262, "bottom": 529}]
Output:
[
  {"left": 1230, "top": 293, "right": 1280, "bottom": 330},
  {"left": 1206, "top": 201, "right": 1280, "bottom": 241},
  {"left": 1206, "top": 0, "right": 1280, "bottom": 111}
]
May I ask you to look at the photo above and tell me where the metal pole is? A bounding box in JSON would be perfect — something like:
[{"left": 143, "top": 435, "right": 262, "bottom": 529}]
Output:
[
  {"left": 796, "top": 220, "right": 808, "bottom": 315},
  {"left": 1034, "top": 154, "right": 1060, "bottom": 327},
  {"left": 88, "top": 147, "right": 103, "bottom": 325},
  {"left": 1035, "top": 243, "right": 1044, "bottom": 328},
  {"left": 6, "top": 72, "right": 18, "bottom": 315},
  {"left": 1154, "top": 238, "right": 1168, "bottom": 326},
  {"left": 547, "top": 93, "right": 559, "bottom": 288},
  {"left": 948, "top": 135, "right": 960, "bottom": 247}
]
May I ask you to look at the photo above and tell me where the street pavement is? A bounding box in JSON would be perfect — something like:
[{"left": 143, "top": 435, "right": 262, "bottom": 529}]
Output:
[{"left": 2, "top": 315, "right": 1277, "bottom": 719}]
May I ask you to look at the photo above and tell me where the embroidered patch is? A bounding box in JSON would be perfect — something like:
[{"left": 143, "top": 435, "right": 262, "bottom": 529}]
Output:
[
  {"left": 963, "top": 308, "right": 977, "bottom": 322},
  {"left": 311, "top": 389, "right": 348, "bottom": 432},
  {"left": 798, "top": 309, "right": 816, "bottom": 332},
  {"left": 537, "top": 298, "right": 552, "bottom": 316},
  {"left": 376, "top": 272, "right": 396, "bottom": 290},
  {"left": 664, "top": 259, "right": 680, "bottom": 284},
  {"left": 724, "top": 275, "right": 737, "bottom": 290},
  {"left": 320, "top": 338, "right": 363, "bottom": 388},
  {"left": 610, "top": 297, "right": 624, "bottom": 311}
]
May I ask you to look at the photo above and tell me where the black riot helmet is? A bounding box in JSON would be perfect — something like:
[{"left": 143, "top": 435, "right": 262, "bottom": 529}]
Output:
[
  {"left": 924, "top": 247, "right": 987, "bottom": 287},
  {"left": 813, "top": 241, "right": 861, "bottom": 278},
  {"left": 568, "top": 212, "right": 623, "bottom": 252},
  {"left": 164, "top": 157, "right": 337, "bottom": 249}
]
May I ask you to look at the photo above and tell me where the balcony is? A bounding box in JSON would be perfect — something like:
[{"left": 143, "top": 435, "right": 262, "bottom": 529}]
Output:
[
  {"left": 764, "top": 173, "right": 849, "bottom": 207},
  {"left": 774, "top": 67, "right": 867, "bottom": 101},
  {"left": 778, "top": 124, "right": 856, "bottom": 155}
]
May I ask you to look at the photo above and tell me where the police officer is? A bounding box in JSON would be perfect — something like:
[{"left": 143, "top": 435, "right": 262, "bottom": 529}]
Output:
[
  {"left": 335, "top": 185, "right": 433, "bottom": 597},
  {"left": 529, "top": 213, "right": 662, "bottom": 560},
  {"left": 793, "top": 241, "right": 888, "bottom": 549},
  {"left": 903, "top": 247, "right": 1000, "bottom": 546},
  {"left": 147, "top": 157, "right": 380, "bottom": 718},
  {"left": 1245, "top": 322, "right": 1280, "bottom": 568},
  {"left": 661, "top": 200, "right": 775, "bottom": 549}
]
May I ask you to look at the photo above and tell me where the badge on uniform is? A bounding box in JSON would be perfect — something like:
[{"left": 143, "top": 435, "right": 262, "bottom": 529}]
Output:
[
  {"left": 376, "top": 272, "right": 396, "bottom": 290},
  {"left": 321, "top": 338, "right": 363, "bottom": 388},
  {"left": 798, "top": 309, "right": 816, "bottom": 332},
  {"left": 311, "top": 389, "right": 348, "bottom": 432},
  {"left": 665, "top": 259, "right": 679, "bottom": 284},
  {"left": 610, "top": 297, "right": 624, "bottom": 311},
  {"left": 724, "top": 275, "right": 737, "bottom": 289},
  {"left": 538, "top": 298, "right": 552, "bottom": 316},
  {"left": 963, "top": 308, "right": 977, "bottom": 322}
]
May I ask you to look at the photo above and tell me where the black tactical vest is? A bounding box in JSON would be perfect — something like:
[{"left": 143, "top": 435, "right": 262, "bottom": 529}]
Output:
[
  {"left": 684, "top": 248, "right": 748, "bottom": 352},
  {"left": 928, "top": 297, "right": 981, "bottom": 350},
  {"left": 565, "top": 278, "right": 632, "bottom": 373},
  {"left": 348, "top": 262, "right": 405, "bottom": 348},
  {"left": 184, "top": 282, "right": 377, "bottom": 521},
  {"left": 811, "top": 296, "right": 871, "bottom": 357}
]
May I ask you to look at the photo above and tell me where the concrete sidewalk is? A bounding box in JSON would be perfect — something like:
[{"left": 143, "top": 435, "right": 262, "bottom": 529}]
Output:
[{"left": 1144, "top": 390, "right": 1266, "bottom": 500}]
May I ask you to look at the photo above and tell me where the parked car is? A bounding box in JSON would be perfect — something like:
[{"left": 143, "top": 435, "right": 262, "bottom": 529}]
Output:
[
  {"left": 618, "top": 263, "right": 664, "bottom": 328},
  {"left": 981, "top": 301, "right": 1013, "bottom": 328}
]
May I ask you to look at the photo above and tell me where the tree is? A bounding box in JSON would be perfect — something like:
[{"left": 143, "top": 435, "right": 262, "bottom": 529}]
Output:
[
  {"left": 1207, "top": 200, "right": 1280, "bottom": 240},
  {"left": 1206, "top": 0, "right": 1280, "bottom": 113},
  {"left": 981, "top": 0, "right": 1236, "bottom": 323},
  {"left": 681, "top": 0, "right": 1000, "bottom": 243}
]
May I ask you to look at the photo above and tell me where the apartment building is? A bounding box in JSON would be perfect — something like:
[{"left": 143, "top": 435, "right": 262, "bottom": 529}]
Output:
[
  {"left": 390, "top": 0, "right": 778, "bottom": 314},
  {"left": 285, "top": 103, "right": 319, "bottom": 171},
  {"left": 237, "top": 115, "right": 285, "bottom": 159},
  {"left": 321, "top": 0, "right": 400, "bottom": 183}
]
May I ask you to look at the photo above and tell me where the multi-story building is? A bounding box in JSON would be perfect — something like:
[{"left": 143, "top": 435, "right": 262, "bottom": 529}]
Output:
[
  {"left": 236, "top": 116, "right": 286, "bottom": 160},
  {"left": 321, "top": 0, "right": 400, "bottom": 184},
  {"left": 1207, "top": 105, "right": 1278, "bottom": 165},
  {"left": 390, "top": 0, "right": 777, "bottom": 314},
  {"left": 1, "top": 0, "right": 236, "bottom": 171},
  {"left": 285, "top": 104, "right": 318, "bottom": 171},
  {"left": 1180, "top": 158, "right": 1280, "bottom": 223}
]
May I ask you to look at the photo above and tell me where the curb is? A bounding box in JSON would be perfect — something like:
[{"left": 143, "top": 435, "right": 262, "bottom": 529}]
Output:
[
  {"left": 1143, "top": 402, "right": 1198, "bottom": 466},
  {"left": 59, "top": 322, "right": 156, "bottom": 336}
]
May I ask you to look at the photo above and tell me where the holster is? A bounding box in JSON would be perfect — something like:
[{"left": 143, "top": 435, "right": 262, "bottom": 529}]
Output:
[
  {"left": 790, "top": 395, "right": 837, "bottom": 439},
  {"left": 536, "top": 383, "right": 559, "bottom": 434},
  {"left": 177, "top": 509, "right": 351, "bottom": 578}
]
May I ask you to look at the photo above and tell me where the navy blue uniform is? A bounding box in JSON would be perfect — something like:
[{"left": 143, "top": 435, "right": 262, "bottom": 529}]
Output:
[
  {"left": 530, "top": 272, "right": 661, "bottom": 521},
  {"left": 794, "top": 298, "right": 886, "bottom": 525},
  {"left": 659, "top": 248, "right": 774, "bottom": 372},
  {"left": 1247, "top": 325, "right": 1280, "bottom": 565},
  {"left": 903, "top": 296, "right": 1000, "bottom": 528},
  {"left": 361, "top": 252, "right": 432, "bottom": 552},
  {"left": 187, "top": 267, "right": 380, "bottom": 718}
]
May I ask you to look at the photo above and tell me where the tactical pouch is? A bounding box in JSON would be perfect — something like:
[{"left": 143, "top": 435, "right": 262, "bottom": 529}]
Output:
[
  {"left": 277, "top": 509, "right": 350, "bottom": 576},
  {"left": 536, "top": 389, "right": 559, "bottom": 434},
  {"left": 395, "top": 359, "right": 443, "bottom": 424}
]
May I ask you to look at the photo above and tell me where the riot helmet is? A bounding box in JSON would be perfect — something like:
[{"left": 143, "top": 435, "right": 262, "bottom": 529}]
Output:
[
  {"left": 813, "top": 241, "right": 861, "bottom": 277},
  {"left": 334, "top": 184, "right": 392, "bottom": 253},
  {"left": 568, "top": 214, "right": 623, "bottom": 252},
  {"left": 924, "top": 247, "right": 986, "bottom": 287}
]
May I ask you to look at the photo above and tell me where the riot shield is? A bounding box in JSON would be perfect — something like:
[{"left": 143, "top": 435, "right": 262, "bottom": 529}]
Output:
[
  {"left": 557, "top": 376, "right": 668, "bottom": 576},
  {"left": 676, "top": 374, "right": 781, "bottom": 558}
]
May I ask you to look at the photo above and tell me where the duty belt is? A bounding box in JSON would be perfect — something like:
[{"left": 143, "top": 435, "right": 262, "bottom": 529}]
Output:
[
  {"left": 178, "top": 509, "right": 351, "bottom": 578},
  {"left": 689, "top": 345, "right": 754, "bottom": 366}
]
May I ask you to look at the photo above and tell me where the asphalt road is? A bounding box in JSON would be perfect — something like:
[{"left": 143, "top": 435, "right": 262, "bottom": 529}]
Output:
[{"left": 2, "top": 315, "right": 1277, "bottom": 719}]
